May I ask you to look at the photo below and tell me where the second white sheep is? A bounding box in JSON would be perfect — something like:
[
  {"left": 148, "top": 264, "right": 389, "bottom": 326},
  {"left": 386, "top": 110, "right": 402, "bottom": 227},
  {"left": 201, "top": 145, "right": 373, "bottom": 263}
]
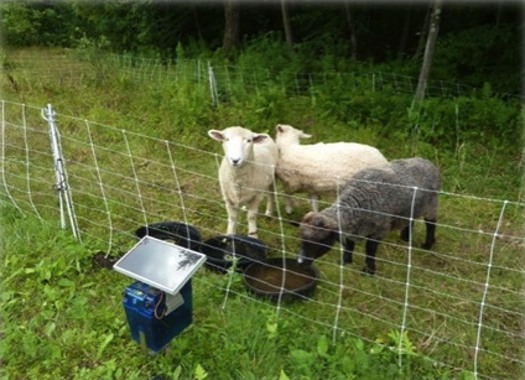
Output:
[{"left": 275, "top": 124, "right": 389, "bottom": 213}]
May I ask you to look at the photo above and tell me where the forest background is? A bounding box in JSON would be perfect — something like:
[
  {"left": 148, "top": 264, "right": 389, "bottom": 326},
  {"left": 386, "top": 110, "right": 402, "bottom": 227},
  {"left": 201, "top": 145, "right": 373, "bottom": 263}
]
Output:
[{"left": 1, "top": 0, "right": 522, "bottom": 99}]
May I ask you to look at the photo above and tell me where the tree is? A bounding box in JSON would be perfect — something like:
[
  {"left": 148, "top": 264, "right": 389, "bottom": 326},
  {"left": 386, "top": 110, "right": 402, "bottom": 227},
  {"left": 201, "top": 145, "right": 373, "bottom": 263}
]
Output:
[
  {"left": 397, "top": 2, "right": 412, "bottom": 60},
  {"left": 412, "top": 2, "right": 432, "bottom": 61},
  {"left": 344, "top": 2, "right": 358, "bottom": 60},
  {"left": 414, "top": 0, "right": 443, "bottom": 100},
  {"left": 191, "top": 4, "right": 204, "bottom": 42},
  {"left": 222, "top": 0, "right": 240, "bottom": 55},
  {"left": 280, "top": 0, "right": 293, "bottom": 48}
]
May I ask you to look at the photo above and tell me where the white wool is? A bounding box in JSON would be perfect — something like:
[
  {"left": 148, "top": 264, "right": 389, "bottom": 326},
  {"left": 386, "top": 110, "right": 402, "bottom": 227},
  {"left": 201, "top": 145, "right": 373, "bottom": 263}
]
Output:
[
  {"left": 209, "top": 126, "right": 278, "bottom": 238},
  {"left": 275, "top": 124, "right": 388, "bottom": 212}
]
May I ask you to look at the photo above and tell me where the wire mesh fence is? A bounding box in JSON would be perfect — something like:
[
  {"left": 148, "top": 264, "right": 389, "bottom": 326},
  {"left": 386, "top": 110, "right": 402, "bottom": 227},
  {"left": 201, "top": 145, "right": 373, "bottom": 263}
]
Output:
[
  {"left": 1, "top": 47, "right": 524, "bottom": 378},
  {"left": 1, "top": 99, "right": 524, "bottom": 379},
  {"left": 3, "top": 49, "right": 522, "bottom": 105}
]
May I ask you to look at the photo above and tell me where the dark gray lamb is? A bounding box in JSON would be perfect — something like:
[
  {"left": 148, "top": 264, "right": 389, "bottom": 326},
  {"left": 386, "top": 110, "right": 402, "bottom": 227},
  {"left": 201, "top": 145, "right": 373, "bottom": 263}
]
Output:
[{"left": 297, "top": 157, "right": 441, "bottom": 275}]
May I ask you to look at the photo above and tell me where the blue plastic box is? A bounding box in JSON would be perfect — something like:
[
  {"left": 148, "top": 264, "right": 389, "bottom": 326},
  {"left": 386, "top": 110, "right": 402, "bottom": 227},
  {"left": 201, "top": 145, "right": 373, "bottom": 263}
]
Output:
[{"left": 123, "top": 280, "right": 193, "bottom": 353}]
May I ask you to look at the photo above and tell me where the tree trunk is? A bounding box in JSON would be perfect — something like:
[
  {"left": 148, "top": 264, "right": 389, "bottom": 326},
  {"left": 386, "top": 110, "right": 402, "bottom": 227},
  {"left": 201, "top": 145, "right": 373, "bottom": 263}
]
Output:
[
  {"left": 495, "top": 0, "right": 502, "bottom": 26},
  {"left": 412, "top": 3, "right": 432, "bottom": 61},
  {"left": 397, "top": 2, "right": 412, "bottom": 60},
  {"left": 344, "top": 2, "right": 358, "bottom": 60},
  {"left": 414, "top": 0, "right": 443, "bottom": 101},
  {"left": 192, "top": 5, "right": 203, "bottom": 42},
  {"left": 281, "top": 0, "right": 293, "bottom": 47},
  {"left": 223, "top": 0, "right": 240, "bottom": 55}
]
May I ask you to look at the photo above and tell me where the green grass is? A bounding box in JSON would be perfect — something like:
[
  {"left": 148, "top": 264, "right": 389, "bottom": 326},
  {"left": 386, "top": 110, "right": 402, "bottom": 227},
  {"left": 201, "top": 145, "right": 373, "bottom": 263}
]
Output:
[
  {"left": 1, "top": 47, "right": 523, "bottom": 379},
  {"left": 1, "top": 206, "right": 467, "bottom": 380}
]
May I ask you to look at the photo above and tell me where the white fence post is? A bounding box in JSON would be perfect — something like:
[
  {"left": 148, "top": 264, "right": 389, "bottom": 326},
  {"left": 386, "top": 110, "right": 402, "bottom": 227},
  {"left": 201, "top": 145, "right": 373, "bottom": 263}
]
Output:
[{"left": 208, "top": 61, "right": 219, "bottom": 106}]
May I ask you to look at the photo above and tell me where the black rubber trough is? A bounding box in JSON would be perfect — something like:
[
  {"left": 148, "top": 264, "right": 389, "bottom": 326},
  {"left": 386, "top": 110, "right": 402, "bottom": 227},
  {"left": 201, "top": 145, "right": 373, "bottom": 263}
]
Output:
[
  {"left": 135, "top": 221, "right": 202, "bottom": 251},
  {"left": 243, "top": 257, "right": 320, "bottom": 301},
  {"left": 200, "top": 235, "right": 268, "bottom": 274}
]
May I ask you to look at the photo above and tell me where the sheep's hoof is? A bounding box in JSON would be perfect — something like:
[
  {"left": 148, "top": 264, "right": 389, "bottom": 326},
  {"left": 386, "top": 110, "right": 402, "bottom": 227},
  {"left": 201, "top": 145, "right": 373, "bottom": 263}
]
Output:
[
  {"left": 400, "top": 228, "right": 410, "bottom": 242},
  {"left": 343, "top": 253, "right": 353, "bottom": 265},
  {"left": 422, "top": 240, "right": 435, "bottom": 250},
  {"left": 361, "top": 266, "right": 375, "bottom": 276}
]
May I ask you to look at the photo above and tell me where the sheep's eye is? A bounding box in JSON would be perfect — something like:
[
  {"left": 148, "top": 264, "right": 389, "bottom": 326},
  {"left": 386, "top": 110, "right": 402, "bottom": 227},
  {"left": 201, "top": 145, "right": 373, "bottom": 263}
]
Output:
[{"left": 246, "top": 138, "right": 252, "bottom": 143}]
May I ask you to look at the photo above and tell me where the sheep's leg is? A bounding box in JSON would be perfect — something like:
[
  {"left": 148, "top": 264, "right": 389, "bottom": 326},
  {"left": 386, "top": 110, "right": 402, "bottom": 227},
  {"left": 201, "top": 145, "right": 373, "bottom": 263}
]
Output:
[
  {"left": 362, "top": 239, "right": 379, "bottom": 276},
  {"left": 264, "top": 192, "right": 274, "bottom": 217},
  {"left": 400, "top": 221, "right": 415, "bottom": 242},
  {"left": 246, "top": 199, "right": 260, "bottom": 238},
  {"left": 422, "top": 218, "right": 437, "bottom": 249},
  {"left": 342, "top": 239, "right": 355, "bottom": 265},
  {"left": 310, "top": 194, "right": 319, "bottom": 212},
  {"left": 285, "top": 196, "right": 294, "bottom": 214},
  {"left": 225, "top": 202, "right": 239, "bottom": 235}
]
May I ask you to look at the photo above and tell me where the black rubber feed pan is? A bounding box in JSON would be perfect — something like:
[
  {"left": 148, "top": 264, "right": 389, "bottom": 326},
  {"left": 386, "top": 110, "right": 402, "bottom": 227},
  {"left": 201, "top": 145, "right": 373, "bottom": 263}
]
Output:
[
  {"left": 243, "top": 257, "right": 319, "bottom": 301},
  {"left": 135, "top": 221, "right": 202, "bottom": 251},
  {"left": 201, "top": 235, "right": 268, "bottom": 273}
]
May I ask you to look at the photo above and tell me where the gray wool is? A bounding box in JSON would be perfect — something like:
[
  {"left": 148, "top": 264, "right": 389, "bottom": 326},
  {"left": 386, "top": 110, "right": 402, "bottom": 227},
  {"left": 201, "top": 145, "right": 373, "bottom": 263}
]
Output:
[{"left": 321, "top": 157, "right": 441, "bottom": 241}]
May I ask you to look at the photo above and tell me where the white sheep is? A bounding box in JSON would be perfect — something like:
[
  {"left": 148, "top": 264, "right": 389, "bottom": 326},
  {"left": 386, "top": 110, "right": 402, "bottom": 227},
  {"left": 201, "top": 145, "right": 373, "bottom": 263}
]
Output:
[
  {"left": 208, "top": 126, "right": 278, "bottom": 238},
  {"left": 275, "top": 124, "right": 389, "bottom": 214}
]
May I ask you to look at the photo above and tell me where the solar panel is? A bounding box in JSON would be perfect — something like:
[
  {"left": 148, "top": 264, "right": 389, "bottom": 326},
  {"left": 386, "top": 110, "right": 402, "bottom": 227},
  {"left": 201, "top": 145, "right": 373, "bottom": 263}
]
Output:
[{"left": 113, "top": 236, "right": 206, "bottom": 295}]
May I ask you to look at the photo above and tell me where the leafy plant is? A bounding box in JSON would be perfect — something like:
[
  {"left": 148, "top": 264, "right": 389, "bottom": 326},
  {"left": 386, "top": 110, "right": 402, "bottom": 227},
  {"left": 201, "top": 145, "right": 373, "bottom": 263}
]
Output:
[
  {"left": 194, "top": 364, "right": 208, "bottom": 380},
  {"left": 371, "top": 330, "right": 417, "bottom": 357}
]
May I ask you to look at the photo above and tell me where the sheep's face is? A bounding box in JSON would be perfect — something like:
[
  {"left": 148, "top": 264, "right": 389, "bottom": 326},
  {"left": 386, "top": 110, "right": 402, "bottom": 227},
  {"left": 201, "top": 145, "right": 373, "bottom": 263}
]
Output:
[
  {"left": 275, "top": 124, "right": 312, "bottom": 143},
  {"left": 297, "top": 212, "right": 338, "bottom": 265},
  {"left": 208, "top": 127, "right": 269, "bottom": 168}
]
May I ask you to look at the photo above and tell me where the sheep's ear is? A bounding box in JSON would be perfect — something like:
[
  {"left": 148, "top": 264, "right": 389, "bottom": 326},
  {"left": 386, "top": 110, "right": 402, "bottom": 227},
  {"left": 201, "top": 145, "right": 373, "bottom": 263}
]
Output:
[
  {"left": 308, "top": 213, "right": 337, "bottom": 231},
  {"left": 303, "top": 212, "right": 328, "bottom": 229},
  {"left": 300, "top": 131, "right": 312, "bottom": 139},
  {"left": 208, "top": 130, "right": 225, "bottom": 142},
  {"left": 276, "top": 124, "right": 284, "bottom": 133},
  {"left": 252, "top": 133, "right": 269, "bottom": 144},
  {"left": 300, "top": 212, "right": 315, "bottom": 225}
]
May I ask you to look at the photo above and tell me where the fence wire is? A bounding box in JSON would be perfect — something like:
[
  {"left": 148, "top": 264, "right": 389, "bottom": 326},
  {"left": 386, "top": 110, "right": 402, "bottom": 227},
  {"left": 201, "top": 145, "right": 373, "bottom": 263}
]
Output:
[
  {"left": 1, "top": 100, "right": 524, "bottom": 379},
  {"left": 3, "top": 50, "right": 522, "bottom": 103}
]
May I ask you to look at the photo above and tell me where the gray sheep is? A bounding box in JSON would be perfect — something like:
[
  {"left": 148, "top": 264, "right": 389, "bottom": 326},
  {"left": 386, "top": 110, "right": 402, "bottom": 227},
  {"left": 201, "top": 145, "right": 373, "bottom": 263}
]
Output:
[{"left": 297, "top": 157, "right": 441, "bottom": 275}]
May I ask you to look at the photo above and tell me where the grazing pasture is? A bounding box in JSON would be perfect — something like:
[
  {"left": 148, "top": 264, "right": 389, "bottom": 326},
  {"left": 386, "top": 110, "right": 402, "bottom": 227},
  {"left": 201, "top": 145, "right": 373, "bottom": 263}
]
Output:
[{"left": 1, "top": 48, "right": 523, "bottom": 379}]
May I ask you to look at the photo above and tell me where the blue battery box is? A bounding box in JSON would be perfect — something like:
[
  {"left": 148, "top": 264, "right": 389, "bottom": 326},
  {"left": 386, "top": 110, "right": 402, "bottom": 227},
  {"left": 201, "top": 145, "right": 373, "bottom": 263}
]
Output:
[{"left": 123, "top": 280, "right": 193, "bottom": 353}]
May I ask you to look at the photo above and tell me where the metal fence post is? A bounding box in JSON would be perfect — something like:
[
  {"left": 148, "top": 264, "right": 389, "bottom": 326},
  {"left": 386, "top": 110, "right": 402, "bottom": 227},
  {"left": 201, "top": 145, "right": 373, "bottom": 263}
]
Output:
[{"left": 42, "top": 104, "right": 82, "bottom": 242}]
